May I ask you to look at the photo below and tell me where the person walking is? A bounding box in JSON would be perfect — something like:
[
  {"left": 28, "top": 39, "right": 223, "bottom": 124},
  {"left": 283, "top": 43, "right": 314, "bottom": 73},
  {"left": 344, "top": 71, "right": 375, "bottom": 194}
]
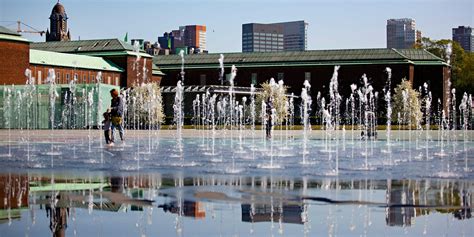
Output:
[{"left": 110, "top": 89, "right": 124, "bottom": 142}]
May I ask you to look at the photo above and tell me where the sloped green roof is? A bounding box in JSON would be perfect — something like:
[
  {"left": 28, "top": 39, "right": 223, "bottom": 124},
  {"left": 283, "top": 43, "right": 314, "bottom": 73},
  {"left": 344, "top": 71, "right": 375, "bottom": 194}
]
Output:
[
  {"left": 0, "top": 26, "right": 29, "bottom": 43},
  {"left": 31, "top": 38, "right": 134, "bottom": 52},
  {"left": 154, "top": 48, "right": 447, "bottom": 70},
  {"left": 0, "top": 26, "right": 20, "bottom": 36},
  {"left": 396, "top": 49, "right": 445, "bottom": 61},
  {"left": 30, "top": 49, "right": 123, "bottom": 72},
  {"left": 152, "top": 64, "right": 165, "bottom": 76},
  {"left": 83, "top": 50, "right": 153, "bottom": 58}
]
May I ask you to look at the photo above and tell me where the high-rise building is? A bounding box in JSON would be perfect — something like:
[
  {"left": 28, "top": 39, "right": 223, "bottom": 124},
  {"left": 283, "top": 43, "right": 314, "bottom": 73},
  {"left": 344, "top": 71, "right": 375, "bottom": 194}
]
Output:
[
  {"left": 46, "top": 1, "right": 71, "bottom": 42},
  {"left": 386, "top": 18, "right": 416, "bottom": 49},
  {"left": 452, "top": 26, "right": 473, "bottom": 52},
  {"left": 184, "top": 25, "right": 207, "bottom": 51},
  {"left": 158, "top": 25, "right": 206, "bottom": 54},
  {"left": 242, "top": 20, "right": 308, "bottom": 53}
]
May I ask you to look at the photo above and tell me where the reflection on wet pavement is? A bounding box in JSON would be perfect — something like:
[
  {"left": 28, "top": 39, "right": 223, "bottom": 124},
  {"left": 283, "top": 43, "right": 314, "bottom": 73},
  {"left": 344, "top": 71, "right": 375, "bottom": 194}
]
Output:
[{"left": 0, "top": 172, "right": 472, "bottom": 236}]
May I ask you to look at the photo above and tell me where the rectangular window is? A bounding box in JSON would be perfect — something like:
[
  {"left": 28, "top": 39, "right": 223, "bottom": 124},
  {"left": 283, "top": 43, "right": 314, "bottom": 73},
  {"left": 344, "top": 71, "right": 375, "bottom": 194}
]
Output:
[
  {"left": 83, "top": 75, "right": 87, "bottom": 84},
  {"left": 38, "top": 71, "right": 42, "bottom": 84},
  {"left": 200, "top": 74, "right": 207, "bottom": 86},
  {"left": 66, "top": 73, "right": 70, "bottom": 83},
  {"left": 251, "top": 73, "right": 257, "bottom": 85},
  {"left": 56, "top": 72, "right": 60, "bottom": 84},
  {"left": 278, "top": 72, "right": 284, "bottom": 81},
  {"left": 107, "top": 76, "right": 111, "bottom": 84},
  {"left": 115, "top": 77, "right": 119, "bottom": 86},
  {"left": 74, "top": 73, "right": 78, "bottom": 82},
  {"left": 305, "top": 72, "right": 311, "bottom": 82}
]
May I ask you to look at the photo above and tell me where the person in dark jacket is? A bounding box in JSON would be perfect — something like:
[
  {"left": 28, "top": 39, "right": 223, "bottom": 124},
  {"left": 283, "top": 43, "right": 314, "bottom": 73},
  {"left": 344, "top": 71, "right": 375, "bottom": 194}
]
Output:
[
  {"left": 265, "top": 97, "right": 273, "bottom": 139},
  {"left": 110, "top": 89, "right": 124, "bottom": 142}
]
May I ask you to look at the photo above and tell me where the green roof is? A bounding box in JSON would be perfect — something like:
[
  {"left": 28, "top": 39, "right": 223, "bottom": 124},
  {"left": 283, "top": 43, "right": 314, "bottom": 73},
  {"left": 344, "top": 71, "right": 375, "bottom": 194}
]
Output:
[
  {"left": 154, "top": 48, "right": 447, "bottom": 70},
  {"left": 0, "top": 26, "right": 29, "bottom": 43},
  {"left": 81, "top": 50, "right": 153, "bottom": 58},
  {"left": 0, "top": 26, "right": 20, "bottom": 36},
  {"left": 396, "top": 49, "right": 445, "bottom": 61},
  {"left": 152, "top": 64, "right": 165, "bottom": 76},
  {"left": 30, "top": 182, "right": 109, "bottom": 192},
  {"left": 30, "top": 49, "right": 124, "bottom": 72},
  {"left": 30, "top": 38, "right": 152, "bottom": 58},
  {"left": 32, "top": 38, "right": 134, "bottom": 52}
]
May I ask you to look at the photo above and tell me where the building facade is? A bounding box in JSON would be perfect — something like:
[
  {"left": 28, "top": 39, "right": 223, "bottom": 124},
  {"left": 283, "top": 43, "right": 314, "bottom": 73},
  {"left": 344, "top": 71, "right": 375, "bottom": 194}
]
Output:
[
  {"left": 46, "top": 1, "right": 71, "bottom": 42},
  {"left": 452, "top": 26, "right": 473, "bottom": 52},
  {"left": 158, "top": 25, "right": 207, "bottom": 54},
  {"left": 184, "top": 25, "right": 207, "bottom": 51},
  {"left": 387, "top": 18, "right": 416, "bottom": 49},
  {"left": 154, "top": 48, "right": 450, "bottom": 119},
  {"left": 242, "top": 20, "right": 308, "bottom": 53},
  {"left": 31, "top": 39, "right": 157, "bottom": 88},
  {"left": 0, "top": 26, "right": 30, "bottom": 85}
]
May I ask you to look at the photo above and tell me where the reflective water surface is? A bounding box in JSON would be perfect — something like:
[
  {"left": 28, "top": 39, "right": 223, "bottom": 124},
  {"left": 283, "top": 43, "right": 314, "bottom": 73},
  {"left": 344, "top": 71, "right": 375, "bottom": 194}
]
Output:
[
  {"left": 0, "top": 134, "right": 473, "bottom": 236},
  {"left": 0, "top": 172, "right": 472, "bottom": 237}
]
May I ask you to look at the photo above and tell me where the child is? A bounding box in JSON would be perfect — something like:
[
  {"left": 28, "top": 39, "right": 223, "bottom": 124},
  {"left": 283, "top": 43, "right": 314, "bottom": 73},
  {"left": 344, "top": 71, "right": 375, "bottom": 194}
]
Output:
[{"left": 102, "top": 112, "right": 113, "bottom": 145}]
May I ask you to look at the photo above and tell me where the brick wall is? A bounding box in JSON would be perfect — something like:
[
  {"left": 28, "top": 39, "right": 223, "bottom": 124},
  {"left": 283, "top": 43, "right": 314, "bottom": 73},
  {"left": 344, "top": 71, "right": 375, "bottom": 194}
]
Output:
[
  {"left": 102, "top": 55, "right": 153, "bottom": 88},
  {"left": 126, "top": 56, "right": 153, "bottom": 87},
  {"left": 29, "top": 64, "right": 122, "bottom": 86},
  {"left": 0, "top": 40, "right": 30, "bottom": 85}
]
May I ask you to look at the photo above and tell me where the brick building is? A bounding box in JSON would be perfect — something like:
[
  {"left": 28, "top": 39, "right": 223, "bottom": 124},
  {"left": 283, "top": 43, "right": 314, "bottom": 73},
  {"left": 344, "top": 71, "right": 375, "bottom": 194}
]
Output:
[
  {"left": 0, "top": 26, "right": 30, "bottom": 85},
  {"left": 31, "top": 39, "right": 160, "bottom": 87},
  {"left": 154, "top": 48, "right": 450, "bottom": 117},
  {"left": 29, "top": 49, "right": 123, "bottom": 85}
]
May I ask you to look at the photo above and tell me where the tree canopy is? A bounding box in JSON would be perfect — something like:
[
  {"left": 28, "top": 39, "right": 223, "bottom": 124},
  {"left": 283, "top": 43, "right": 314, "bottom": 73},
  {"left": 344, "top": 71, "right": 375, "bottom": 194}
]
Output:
[{"left": 415, "top": 37, "right": 474, "bottom": 97}]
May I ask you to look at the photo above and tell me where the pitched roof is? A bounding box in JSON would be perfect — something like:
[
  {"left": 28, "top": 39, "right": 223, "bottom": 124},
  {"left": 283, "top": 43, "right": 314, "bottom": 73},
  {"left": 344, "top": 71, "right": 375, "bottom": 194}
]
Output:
[
  {"left": 0, "top": 26, "right": 20, "bottom": 36},
  {"left": 30, "top": 49, "right": 123, "bottom": 72},
  {"left": 0, "top": 26, "right": 29, "bottom": 43},
  {"left": 154, "top": 48, "right": 447, "bottom": 70},
  {"left": 31, "top": 38, "right": 134, "bottom": 52}
]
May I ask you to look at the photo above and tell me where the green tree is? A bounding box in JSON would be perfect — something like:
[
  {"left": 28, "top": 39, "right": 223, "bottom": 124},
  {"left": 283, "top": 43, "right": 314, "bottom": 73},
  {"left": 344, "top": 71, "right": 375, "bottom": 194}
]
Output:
[{"left": 415, "top": 37, "right": 474, "bottom": 97}]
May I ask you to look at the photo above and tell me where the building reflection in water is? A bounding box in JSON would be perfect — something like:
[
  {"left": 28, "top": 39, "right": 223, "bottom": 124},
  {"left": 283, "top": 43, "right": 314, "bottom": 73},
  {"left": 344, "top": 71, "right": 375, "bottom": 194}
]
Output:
[
  {"left": 0, "top": 172, "right": 473, "bottom": 236},
  {"left": 0, "top": 174, "right": 29, "bottom": 225},
  {"left": 158, "top": 201, "right": 206, "bottom": 219},
  {"left": 241, "top": 204, "right": 305, "bottom": 224},
  {"left": 385, "top": 179, "right": 473, "bottom": 227}
]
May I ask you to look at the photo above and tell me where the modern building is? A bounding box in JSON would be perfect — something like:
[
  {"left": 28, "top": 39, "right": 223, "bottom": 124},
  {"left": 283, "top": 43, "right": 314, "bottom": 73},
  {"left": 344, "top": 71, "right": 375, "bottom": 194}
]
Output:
[
  {"left": 46, "top": 1, "right": 71, "bottom": 42},
  {"left": 452, "top": 26, "right": 473, "bottom": 52},
  {"left": 242, "top": 20, "right": 308, "bottom": 52},
  {"left": 143, "top": 41, "right": 161, "bottom": 56},
  {"left": 183, "top": 25, "right": 207, "bottom": 51},
  {"left": 158, "top": 25, "right": 207, "bottom": 54},
  {"left": 387, "top": 18, "right": 417, "bottom": 49}
]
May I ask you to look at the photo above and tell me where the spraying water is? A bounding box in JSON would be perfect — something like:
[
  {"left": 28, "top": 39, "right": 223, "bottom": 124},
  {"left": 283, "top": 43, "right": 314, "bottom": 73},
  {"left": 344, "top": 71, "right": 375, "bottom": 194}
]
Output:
[{"left": 218, "top": 54, "right": 224, "bottom": 85}]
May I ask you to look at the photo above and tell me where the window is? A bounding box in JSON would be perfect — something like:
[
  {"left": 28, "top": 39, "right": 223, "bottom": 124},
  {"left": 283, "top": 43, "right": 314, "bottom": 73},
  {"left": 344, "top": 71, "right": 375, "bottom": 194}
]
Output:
[
  {"left": 251, "top": 73, "right": 257, "bottom": 85},
  {"left": 66, "top": 73, "right": 70, "bottom": 83},
  {"left": 38, "top": 71, "right": 42, "bottom": 84},
  {"left": 305, "top": 72, "right": 311, "bottom": 82},
  {"left": 83, "top": 75, "right": 87, "bottom": 84},
  {"left": 277, "top": 73, "right": 284, "bottom": 81},
  {"left": 200, "top": 74, "right": 207, "bottom": 86},
  {"left": 74, "top": 73, "right": 78, "bottom": 82},
  {"left": 107, "top": 76, "right": 111, "bottom": 85},
  {"left": 115, "top": 77, "right": 119, "bottom": 86},
  {"left": 56, "top": 72, "right": 60, "bottom": 84}
]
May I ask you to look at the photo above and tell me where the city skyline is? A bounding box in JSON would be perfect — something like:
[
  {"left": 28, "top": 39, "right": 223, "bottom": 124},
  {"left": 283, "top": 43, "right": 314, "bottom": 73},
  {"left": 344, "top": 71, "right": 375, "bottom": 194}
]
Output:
[{"left": 0, "top": 0, "right": 472, "bottom": 52}]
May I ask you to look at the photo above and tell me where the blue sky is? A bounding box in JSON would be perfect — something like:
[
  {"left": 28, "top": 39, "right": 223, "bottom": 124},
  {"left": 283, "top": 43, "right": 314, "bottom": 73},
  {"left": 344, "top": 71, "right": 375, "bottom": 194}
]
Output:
[{"left": 1, "top": 0, "right": 472, "bottom": 52}]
